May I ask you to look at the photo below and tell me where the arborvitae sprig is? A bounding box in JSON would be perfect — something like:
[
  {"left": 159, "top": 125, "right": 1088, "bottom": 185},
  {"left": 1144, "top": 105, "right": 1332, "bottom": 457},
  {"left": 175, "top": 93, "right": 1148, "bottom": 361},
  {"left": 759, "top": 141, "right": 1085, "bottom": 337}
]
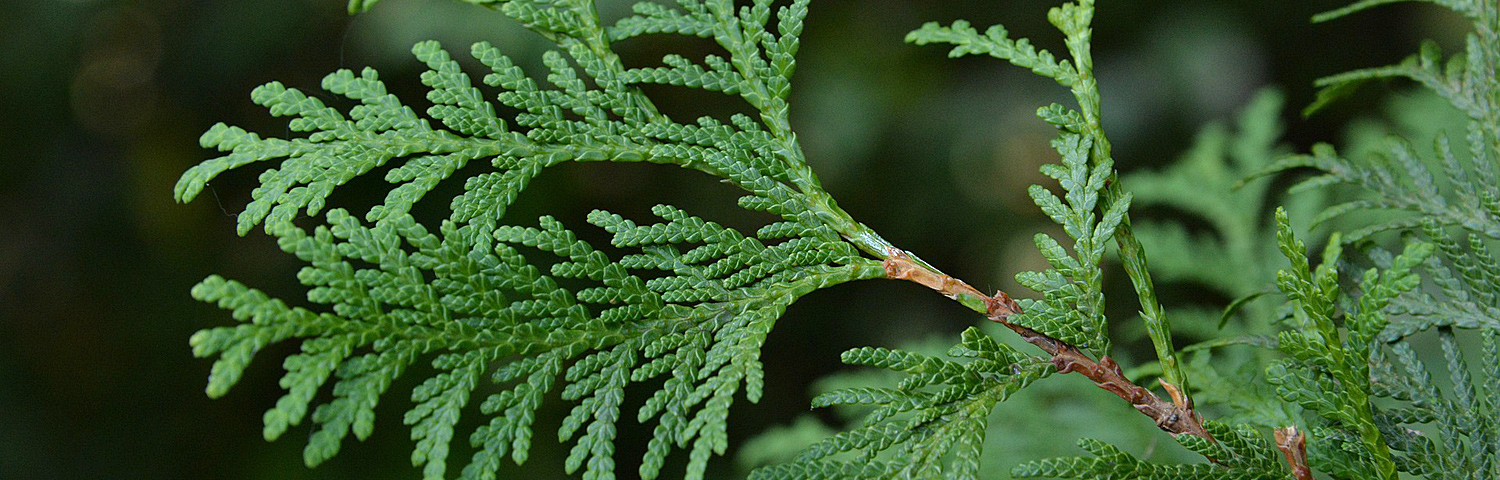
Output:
[
  {"left": 1010, "top": 211, "right": 1434, "bottom": 480},
  {"left": 759, "top": 3, "right": 1218, "bottom": 479},
  {"left": 178, "top": 1, "right": 903, "bottom": 479},
  {"left": 748, "top": 328, "right": 1053, "bottom": 480},
  {"left": 188, "top": 204, "right": 883, "bottom": 480},
  {"left": 1008, "top": 132, "right": 1128, "bottom": 356},
  {"left": 905, "top": 0, "right": 1205, "bottom": 436},
  {"left": 1266, "top": 208, "right": 1433, "bottom": 480},
  {"left": 910, "top": 0, "right": 1190, "bottom": 399}
]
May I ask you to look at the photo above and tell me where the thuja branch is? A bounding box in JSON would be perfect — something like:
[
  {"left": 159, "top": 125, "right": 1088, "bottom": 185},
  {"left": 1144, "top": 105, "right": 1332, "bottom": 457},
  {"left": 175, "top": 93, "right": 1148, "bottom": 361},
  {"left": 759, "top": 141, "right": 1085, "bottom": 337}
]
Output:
[
  {"left": 883, "top": 253, "right": 1213, "bottom": 441},
  {"left": 1054, "top": 0, "right": 1191, "bottom": 407},
  {"left": 908, "top": 1, "right": 1194, "bottom": 412}
]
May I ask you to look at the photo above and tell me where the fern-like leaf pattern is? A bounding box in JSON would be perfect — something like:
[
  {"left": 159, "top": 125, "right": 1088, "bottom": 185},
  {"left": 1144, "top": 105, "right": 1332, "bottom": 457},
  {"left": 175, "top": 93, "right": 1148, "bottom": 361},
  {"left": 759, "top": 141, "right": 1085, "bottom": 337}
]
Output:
[
  {"left": 178, "top": 1, "right": 898, "bottom": 479},
  {"left": 179, "top": 1, "right": 1500, "bottom": 479},
  {"left": 749, "top": 328, "right": 1052, "bottom": 480}
]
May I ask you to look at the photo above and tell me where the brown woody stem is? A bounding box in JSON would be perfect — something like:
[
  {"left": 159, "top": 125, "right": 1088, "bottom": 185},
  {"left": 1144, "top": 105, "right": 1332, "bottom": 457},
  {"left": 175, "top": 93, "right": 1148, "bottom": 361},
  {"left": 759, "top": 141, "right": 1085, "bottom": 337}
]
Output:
[
  {"left": 882, "top": 251, "right": 1214, "bottom": 441},
  {"left": 881, "top": 249, "right": 988, "bottom": 305},
  {"left": 1275, "top": 426, "right": 1313, "bottom": 480}
]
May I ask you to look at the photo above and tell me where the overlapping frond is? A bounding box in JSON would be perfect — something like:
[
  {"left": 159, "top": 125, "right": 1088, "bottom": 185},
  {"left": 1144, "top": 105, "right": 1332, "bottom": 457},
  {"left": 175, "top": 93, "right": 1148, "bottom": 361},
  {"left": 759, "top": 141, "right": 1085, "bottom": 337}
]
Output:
[
  {"left": 179, "top": 1, "right": 894, "bottom": 479},
  {"left": 1013, "top": 422, "right": 1295, "bottom": 480},
  {"left": 1265, "top": 209, "right": 1433, "bottom": 480},
  {"left": 1366, "top": 328, "right": 1500, "bottom": 480},
  {"left": 1235, "top": 3, "right": 1500, "bottom": 480},
  {"left": 749, "top": 328, "right": 1052, "bottom": 480},
  {"left": 1011, "top": 211, "right": 1433, "bottom": 480},
  {"left": 190, "top": 206, "right": 883, "bottom": 480},
  {"left": 1253, "top": 0, "right": 1500, "bottom": 242}
]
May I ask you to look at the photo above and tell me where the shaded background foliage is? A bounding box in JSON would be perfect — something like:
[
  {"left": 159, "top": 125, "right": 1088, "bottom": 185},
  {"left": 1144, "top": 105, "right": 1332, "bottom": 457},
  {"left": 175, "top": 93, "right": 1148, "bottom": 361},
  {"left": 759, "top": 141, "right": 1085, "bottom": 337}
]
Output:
[{"left": 0, "top": 0, "right": 1465, "bottom": 478}]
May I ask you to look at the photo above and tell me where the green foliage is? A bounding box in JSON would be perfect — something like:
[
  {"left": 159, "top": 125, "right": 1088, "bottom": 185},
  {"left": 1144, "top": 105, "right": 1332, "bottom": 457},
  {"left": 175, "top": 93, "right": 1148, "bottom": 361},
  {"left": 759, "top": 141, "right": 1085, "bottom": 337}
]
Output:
[
  {"left": 1307, "top": 0, "right": 1499, "bottom": 119},
  {"left": 1007, "top": 133, "right": 1126, "bottom": 356},
  {"left": 178, "top": 1, "right": 901, "bottom": 479},
  {"left": 906, "top": 19, "right": 1078, "bottom": 88},
  {"left": 736, "top": 323, "right": 1209, "bottom": 479},
  {"left": 1258, "top": 0, "right": 1500, "bottom": 242},
  {"left": 1367, "top": 328, "right": 1500, "bottom": 480},
  {"left": 907, "top": 98, "right": 1129, "bottom": 357},
  {"left": 1254, "top": 2, "right": 1500, "bottom": 479},
  {"left": 1385, "top": 221, "right": 1500, "bottom": 338},
  {"left": 187, "top": 204, "right": 883, "bottom": 480},
  {"left": 180, "top": 0, "right": 1500, "bottom": 479},
  {"left": 748, "top": 328, "right": 1052, "bottom": 480},
  {"left": 1013, "top": 422, "right": 1293, "bottom": 480},
  {"left": 1267, "top": 210, "right": 1432, "bottom": 479},
  {"left": 1085, "top": 1, "right": 1500, "bottom": 478}
]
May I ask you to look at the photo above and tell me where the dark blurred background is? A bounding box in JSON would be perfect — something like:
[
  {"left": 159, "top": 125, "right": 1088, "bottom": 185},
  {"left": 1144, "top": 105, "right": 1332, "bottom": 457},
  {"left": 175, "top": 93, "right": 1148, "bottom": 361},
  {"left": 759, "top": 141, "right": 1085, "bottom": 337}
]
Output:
[{"left": 0, "top": 0, "right": 1463, "bottom": 478}]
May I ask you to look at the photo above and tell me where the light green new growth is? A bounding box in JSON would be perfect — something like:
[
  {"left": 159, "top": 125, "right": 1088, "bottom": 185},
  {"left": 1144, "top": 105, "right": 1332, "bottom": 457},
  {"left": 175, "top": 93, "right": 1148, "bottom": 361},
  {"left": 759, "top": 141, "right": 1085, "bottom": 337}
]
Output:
[
  {"left": 1019, "top": 0, "right": 1499, "bottom": 478},
  {"left": 1238, "top": 1, "right": 1497, "bottom": 480},
  {"left": 1257, "top": 2, "right": 1499, "bottom": 480}
]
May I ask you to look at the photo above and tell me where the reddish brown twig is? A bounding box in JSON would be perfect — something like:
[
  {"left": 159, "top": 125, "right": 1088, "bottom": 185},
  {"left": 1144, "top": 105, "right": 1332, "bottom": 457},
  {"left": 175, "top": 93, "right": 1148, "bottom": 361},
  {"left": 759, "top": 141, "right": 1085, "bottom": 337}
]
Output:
[
  {"left": 882, "top": 249, "right": 988, "bottom": 302},
  {"left": 883, "top": 251, "right": 1214, "bottom": 441},
  {"left": 1275, "top": 426, "right": 1313, "bottom": 480}
]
